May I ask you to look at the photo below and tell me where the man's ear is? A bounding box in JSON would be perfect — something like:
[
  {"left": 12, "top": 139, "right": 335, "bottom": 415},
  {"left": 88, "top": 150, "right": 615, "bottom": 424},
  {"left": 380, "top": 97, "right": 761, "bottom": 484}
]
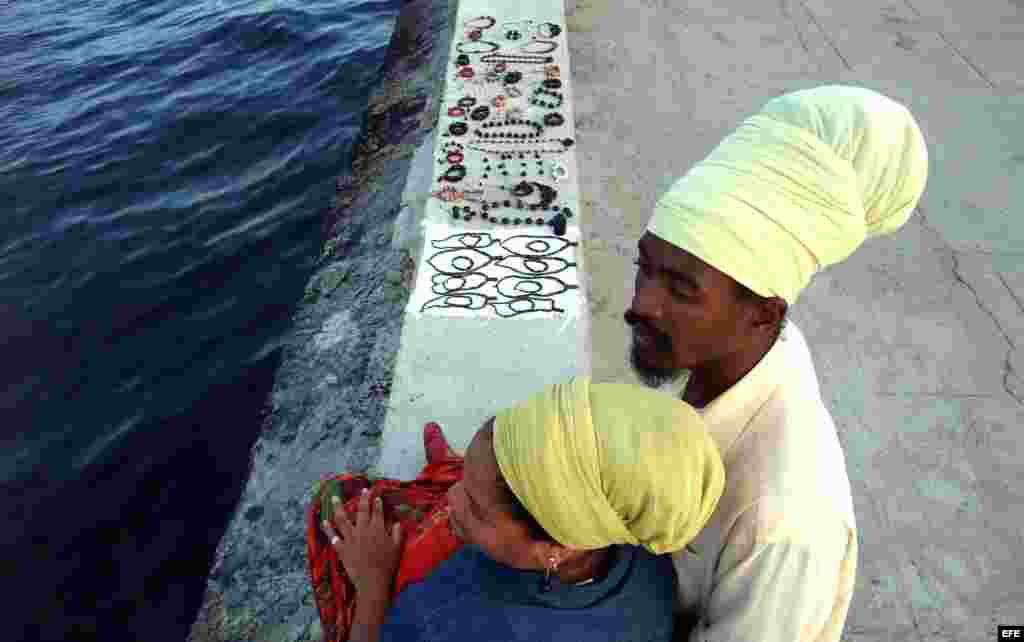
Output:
[{"left": 751, "top": 297, "right": 785, "bottom": 333}]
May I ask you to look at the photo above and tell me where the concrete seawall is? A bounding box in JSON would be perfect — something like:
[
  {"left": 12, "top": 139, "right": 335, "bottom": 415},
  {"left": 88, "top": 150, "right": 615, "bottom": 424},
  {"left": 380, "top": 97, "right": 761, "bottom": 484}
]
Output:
[{"left": 188, "top": 1, "right": 458, "bottom": 639}]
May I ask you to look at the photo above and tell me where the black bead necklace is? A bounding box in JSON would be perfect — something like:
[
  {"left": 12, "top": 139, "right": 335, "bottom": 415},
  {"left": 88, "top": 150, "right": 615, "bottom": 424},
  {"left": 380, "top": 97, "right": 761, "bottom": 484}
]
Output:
[{"left": 475, "top": 118, "right": 544, "bottom": 140}]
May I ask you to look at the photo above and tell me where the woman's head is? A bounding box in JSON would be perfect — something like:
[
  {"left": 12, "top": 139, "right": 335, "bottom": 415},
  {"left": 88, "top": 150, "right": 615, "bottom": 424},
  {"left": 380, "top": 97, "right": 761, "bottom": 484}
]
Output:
[
  {"left": 446, "top": 377, "right": 725, "bottom": 569},
  {"left": 446, "top": 418, "right": 559, "bottom": 572}
]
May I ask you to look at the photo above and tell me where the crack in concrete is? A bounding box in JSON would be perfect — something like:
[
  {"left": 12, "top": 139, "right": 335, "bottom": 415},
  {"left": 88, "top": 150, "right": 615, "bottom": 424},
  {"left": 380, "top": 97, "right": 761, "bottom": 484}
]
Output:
[
  {"left": 779, "top": 0, "right": 812, "bottom": 56},
  {"left": 796, "top": 0, "right": 852, "bottom": 71},
  {"left": 901, "top": 0, "right": 996, "bottom": 89},
  {"left": 916, "top": 208, "right": 1023, "bottom": 406},
  {"left": 997, "top": 272, "right": 1024, "bottom": 317}
]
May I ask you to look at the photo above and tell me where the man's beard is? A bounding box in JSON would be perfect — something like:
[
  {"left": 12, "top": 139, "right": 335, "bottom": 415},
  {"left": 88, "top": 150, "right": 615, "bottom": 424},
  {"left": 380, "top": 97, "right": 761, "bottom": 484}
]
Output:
[
  {"left": 629, "top": 336, "right": 686, "bottom": 388},
  {"left": 625, "top": 313, "right": 686, "bottom": 388}
]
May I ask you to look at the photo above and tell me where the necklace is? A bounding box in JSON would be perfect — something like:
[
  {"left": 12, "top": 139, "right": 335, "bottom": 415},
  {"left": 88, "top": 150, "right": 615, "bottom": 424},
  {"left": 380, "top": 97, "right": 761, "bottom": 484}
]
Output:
[
  {"left": 467, "top": 141, "right": 572, "bottom": 156},
  {"left": 468, "top": 136, "right": 574, "bottom": 148},
  {"left": 481, "top": 53, "right": 554, "bottom": 64},
  {"left": 475, "top": 118, "right": 544, "bottom": 140}
]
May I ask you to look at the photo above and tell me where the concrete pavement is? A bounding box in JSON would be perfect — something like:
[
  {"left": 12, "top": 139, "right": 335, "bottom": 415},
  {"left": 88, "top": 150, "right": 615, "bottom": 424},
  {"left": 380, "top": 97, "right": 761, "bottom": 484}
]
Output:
[
  {"left": 564, "top": 0, "right": 1023, "bottom": 640},
  {"left": 380, "top": 0, "right": 1023, "bottom": 640}
]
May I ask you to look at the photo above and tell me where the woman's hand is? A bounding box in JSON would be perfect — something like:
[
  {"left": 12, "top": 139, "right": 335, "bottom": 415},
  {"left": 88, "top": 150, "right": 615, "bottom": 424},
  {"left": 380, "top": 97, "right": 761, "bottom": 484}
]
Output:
[{"left": 321, "top": 489, "right": 403, "bottom": 595}]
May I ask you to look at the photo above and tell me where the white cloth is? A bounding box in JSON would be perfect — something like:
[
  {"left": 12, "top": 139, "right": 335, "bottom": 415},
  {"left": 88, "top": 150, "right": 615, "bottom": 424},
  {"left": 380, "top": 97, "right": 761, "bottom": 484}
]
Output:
[{"left": 673, "top": 321, "right": 858, "bottom": 642}]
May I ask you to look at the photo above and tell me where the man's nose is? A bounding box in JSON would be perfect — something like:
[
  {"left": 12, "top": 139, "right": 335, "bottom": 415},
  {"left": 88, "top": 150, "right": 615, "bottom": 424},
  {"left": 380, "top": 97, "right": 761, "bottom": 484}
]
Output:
[{"left": 630, "top": 279, "right": 663, "bottom": 322}]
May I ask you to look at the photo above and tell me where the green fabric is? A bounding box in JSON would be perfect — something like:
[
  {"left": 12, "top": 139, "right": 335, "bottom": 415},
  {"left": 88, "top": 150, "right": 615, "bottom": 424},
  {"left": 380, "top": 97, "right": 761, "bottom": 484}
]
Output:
[
  {"left": 492, "top": 376, "right": 724, "bottom": 555},
  {"left": 647, "top": 85, "right": 929, "bottom": 306}
]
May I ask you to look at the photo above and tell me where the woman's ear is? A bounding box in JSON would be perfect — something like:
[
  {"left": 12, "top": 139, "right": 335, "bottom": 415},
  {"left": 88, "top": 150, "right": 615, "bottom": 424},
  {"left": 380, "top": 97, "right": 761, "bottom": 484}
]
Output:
[{"left": 529, "top": 540, "right": 569, "bottom": 570}]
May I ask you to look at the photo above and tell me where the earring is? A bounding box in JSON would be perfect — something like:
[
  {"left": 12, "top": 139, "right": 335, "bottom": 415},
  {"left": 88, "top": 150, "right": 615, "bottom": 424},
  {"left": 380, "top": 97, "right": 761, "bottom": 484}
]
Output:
[{"left": 541, "top": 555, "right": 558, "bottom": 593}]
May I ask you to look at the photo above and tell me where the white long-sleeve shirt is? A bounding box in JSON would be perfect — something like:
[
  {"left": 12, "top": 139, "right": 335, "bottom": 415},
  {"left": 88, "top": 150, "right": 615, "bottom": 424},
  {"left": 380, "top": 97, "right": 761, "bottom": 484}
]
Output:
[{"left": 673, "top": 321, "right": 858, "bottom": 642}]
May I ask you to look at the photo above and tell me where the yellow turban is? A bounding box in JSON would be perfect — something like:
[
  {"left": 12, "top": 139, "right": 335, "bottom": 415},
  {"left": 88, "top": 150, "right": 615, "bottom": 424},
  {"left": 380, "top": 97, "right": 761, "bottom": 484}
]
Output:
[
  {"left": 492, "top": 376, "right": 724, "bottom": 555},
  {"left": 647, "top": 85, "right": 929, "bottom": 306}
]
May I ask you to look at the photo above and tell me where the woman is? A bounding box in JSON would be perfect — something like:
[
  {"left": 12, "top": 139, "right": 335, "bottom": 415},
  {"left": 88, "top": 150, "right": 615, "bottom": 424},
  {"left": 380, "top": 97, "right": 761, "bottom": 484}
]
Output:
[{"left": 306, "top": 376, "right": 724, "bottom": 642}]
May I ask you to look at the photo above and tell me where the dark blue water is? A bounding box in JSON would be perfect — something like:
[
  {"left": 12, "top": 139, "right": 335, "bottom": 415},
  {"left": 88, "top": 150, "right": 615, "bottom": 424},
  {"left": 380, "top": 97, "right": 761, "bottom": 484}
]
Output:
[{"left": 0, "top": 0, "right": 400, "bottom": 639}]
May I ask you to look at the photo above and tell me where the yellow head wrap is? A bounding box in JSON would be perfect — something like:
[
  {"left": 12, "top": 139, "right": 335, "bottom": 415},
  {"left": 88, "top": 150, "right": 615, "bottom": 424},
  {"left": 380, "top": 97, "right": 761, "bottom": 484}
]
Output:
[
  {"left": 647, "top": 85, "right": 929, "bottom": 306},
  {"left": 492, "top": 376, "right": 724, "bottom": 555}
]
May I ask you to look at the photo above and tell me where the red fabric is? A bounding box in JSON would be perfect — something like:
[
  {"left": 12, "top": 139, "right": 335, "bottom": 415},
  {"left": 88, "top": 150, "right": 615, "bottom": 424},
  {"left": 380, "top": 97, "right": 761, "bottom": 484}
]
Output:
[{"left": 305, "top": 441, "right": 464, "bottom": 642}]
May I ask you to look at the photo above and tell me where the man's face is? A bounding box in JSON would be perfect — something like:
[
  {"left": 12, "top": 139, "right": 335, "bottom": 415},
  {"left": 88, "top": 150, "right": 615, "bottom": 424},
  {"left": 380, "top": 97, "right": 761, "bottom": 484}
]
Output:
[{"left": 624, "top": 232, "right": 752, "bottom": 387}]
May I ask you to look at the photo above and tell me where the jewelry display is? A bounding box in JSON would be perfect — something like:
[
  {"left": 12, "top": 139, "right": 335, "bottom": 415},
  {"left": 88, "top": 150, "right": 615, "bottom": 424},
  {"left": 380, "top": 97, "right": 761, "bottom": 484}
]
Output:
[{"left": 419, "top": 13, "right": 579, "bottom": 320}]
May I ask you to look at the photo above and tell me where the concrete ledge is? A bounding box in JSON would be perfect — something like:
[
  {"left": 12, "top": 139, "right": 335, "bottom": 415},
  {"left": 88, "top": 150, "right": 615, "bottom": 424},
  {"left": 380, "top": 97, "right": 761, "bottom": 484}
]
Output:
[{"left": 379, "top": 0, "right": 590, "bottom": 479}]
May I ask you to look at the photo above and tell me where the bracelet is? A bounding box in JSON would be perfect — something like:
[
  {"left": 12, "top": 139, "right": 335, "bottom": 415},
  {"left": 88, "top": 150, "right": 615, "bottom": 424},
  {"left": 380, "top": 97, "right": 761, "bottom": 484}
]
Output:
[
  {"left": 439, "top": 164, "right": 467, "bottom": 182},
  {"left": 456, "top": 40, "right": 500, "bottom": 55},
  {"left": 536, "top": 22, "right": 562, "bottom": 38},
  {"left": 464, "top": 16, "right": 496, "bottom": 30},
  {"left": 518, "top": 40, "right": 558, "bottom": 55}
]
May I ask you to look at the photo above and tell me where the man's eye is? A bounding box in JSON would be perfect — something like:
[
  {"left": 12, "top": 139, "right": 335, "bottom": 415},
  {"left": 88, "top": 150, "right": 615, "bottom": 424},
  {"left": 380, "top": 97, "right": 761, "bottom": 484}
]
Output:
[{"left": 671, "top": 285, "right": 693, "bottom": 300}]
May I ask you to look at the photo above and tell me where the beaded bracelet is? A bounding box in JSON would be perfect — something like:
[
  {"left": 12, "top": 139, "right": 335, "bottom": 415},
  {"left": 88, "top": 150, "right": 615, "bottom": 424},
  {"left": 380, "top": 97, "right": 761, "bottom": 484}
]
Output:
[
  {"left": 518, "top": 40, "right": 558, "bottom": 55},
  {"left": 464, "top": 16, "right": 496, "bottom": 30},
  {"left": 529, "top": 88, "right": 563, "bottom": 109},
  {"left": 456, "top": 40, "right": 500, "bottom": 55}
]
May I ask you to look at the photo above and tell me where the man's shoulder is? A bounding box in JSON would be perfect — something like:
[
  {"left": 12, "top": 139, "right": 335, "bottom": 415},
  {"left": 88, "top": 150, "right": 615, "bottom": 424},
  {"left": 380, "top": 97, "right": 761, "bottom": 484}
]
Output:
[{"left": 728, "top": 494, "right": 855, "bottom": 548}]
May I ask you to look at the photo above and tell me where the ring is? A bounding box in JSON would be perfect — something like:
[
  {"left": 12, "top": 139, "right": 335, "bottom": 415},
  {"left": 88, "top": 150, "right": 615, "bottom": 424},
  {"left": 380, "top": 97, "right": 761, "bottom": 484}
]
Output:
[{"left": 330, "top": 535, "right": 340, "bottom": 546}]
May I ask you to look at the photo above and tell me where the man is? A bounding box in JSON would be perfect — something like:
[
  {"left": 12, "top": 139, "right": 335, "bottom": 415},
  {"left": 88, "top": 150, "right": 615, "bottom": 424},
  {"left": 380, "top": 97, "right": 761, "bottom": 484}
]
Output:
[{"left": 624, "top": 85, "right": 929, "bottom": 642}]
